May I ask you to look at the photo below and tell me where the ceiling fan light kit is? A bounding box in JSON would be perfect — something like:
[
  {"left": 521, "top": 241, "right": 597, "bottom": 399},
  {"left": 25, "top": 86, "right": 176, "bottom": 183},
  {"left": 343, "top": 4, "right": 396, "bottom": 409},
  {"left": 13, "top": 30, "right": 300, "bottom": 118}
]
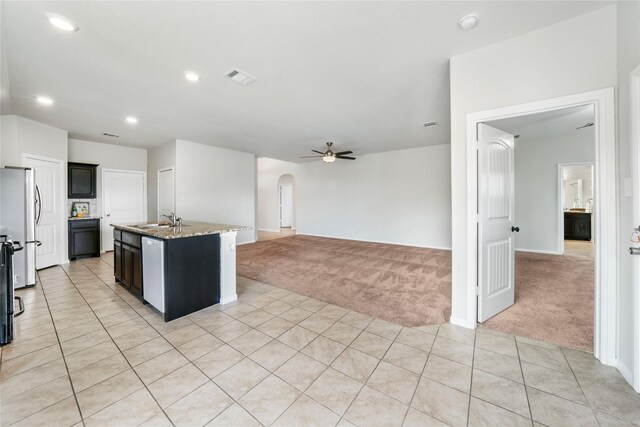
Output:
[{"left": 301, "top": 142, "right": 356, "bottom": 163}]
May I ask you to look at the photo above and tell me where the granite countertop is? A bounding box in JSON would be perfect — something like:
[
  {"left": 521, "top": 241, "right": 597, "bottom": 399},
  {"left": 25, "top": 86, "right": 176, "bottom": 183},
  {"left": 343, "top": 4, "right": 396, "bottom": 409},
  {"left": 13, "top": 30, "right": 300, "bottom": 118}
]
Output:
[
  {"left": 68, "top": 216, "right": 102, "bottom": 221},
  {"left": 112, "top": 221, "right": 251, "bottom": 239}
]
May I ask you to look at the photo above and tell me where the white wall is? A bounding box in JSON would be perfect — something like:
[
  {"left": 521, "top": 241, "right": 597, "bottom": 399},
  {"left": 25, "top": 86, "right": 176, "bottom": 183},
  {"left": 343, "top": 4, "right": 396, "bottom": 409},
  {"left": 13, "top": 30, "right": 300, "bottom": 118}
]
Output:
[
  {"left": 1, "top": 115, "right": 68, "bottom": 166},
  {"left": 68, "top": 138, "right": 147, "bottom": 219},
  {"left": 508, "top": 130, "right": 594, "bottom": 253},
  {"left": 175, "top": 139, "right": 256, "bottom": 244},
  {"left": 147, "top": 141, "right": 176, "bottom": 222},
  {"left": 615, "top": 1, "right": 640, "bottom": 386},
  {"left": 0, "top": 114, "right": 69, "bottom": 264},
  {"left": 449, "top": 6, "right": 617, "bottom": 327},
  {"left": 257, "top": 144, "right": 452, "bottom": 249}
]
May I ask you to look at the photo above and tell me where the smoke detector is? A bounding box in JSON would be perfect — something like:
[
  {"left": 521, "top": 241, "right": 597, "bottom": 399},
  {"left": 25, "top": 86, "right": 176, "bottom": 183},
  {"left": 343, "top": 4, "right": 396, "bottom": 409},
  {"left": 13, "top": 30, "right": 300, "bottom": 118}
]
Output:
[
  {"left": 224, "top": 69, "right": 257, "bottom": 86},
  {"left": 423, "top": 121, "right": 438, "bottom": 128}
]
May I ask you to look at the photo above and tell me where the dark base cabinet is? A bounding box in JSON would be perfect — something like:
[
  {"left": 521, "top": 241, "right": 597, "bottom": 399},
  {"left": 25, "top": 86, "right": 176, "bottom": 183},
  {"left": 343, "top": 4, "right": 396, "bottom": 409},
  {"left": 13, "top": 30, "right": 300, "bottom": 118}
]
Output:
[
  {"left": 68, "top": 219, "right": 101, "bottom": 261},
  {"left": 112, "top": 228, "right": 221, "bottom": 321},
  {"left": 113, "top": 230, "right": 143, "bottom": 298},
  {"left": 564, "top": 212, "right": 592, "bottom": 241},
  {"left": 163, "top": 234, "right": 220, "bottom": 322}
]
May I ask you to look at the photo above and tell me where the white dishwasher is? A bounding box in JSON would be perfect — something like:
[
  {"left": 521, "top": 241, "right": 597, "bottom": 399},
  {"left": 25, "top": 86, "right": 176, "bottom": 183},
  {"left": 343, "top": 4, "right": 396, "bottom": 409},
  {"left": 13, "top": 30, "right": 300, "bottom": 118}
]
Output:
[{"left": 142, "top": 237, "right": 165, "bottom": 313}]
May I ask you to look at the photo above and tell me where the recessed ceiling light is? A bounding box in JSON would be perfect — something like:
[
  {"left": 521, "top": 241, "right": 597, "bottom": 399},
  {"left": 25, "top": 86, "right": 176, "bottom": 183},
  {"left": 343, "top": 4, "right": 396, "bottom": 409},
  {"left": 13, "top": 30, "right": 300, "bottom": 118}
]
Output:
[
  {"left": 36, "top": 96, "right": 54, "bottom": 105},
  {"left": 184, "top": 71, "right": 200, "bottom": 82},
  {"left": 46, "top": 13, "right": 78, "bottom": 32},
  {"left": 458, "top": 14, "right": 478, "bottom": 31},
  {"left": 126, "top": 116, "right": 138, "bottom": 124}
]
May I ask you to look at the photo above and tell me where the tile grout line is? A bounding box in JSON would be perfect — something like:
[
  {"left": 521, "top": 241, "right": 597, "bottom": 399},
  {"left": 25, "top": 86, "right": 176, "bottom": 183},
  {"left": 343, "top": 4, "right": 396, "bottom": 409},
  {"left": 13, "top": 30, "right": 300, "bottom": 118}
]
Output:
[
  {"left": 31, "top": 270, "right": 87, "bottom": 427},
  {"left": 465, "top": 327, "right": 478, "bottom": 427},
  {"left": 513, "top": 336, "right": 535, "bottom": 426},
  {"left": 57, "top": 261, "right": 177, "bottom": 427},
  {"left": 559, "top": 346, "right": 604, "bottom": 426},
  {"left": 400, "top": 324, "right": 440, "bottom": 427}
]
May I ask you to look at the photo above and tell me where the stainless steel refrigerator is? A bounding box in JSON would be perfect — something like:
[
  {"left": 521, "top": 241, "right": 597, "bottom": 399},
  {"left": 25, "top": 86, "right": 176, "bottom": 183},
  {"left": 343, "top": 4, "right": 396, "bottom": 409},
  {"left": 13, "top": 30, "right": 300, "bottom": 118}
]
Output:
[{"left": 0, "top": 167, "right": 38, "bottom": 289}]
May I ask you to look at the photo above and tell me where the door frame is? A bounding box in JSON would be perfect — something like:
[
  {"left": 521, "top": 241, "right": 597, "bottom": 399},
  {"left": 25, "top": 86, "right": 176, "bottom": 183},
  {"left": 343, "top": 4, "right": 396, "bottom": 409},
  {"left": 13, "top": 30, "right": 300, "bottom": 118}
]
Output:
[
  {"left": 279, "top": 183, "right": 293, "bottom": 228},
  {"left": 22, "top": 153, "right": 66, "bottom": 266},
  {"left": 461, "top": 88, "right": 617, "bottom": 366},
  {"left": 157, "top": 165, "right": 175, "bottom": 221},
  {"left": 630, "top": 65, "right": 640, "bottom": 391},
  {"left": 101, "top": 168, "right": 147, "bottom": 252},
  {"left": 557, "top": 161, "right": 595, "bottom": 254}
]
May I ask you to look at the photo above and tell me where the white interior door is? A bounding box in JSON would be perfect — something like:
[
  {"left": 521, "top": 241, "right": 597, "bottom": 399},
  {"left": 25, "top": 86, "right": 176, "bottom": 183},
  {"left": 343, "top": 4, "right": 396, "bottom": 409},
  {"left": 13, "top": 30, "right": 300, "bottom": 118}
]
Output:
[
  {"left": 102, "top": 170, "right": 145, "bottom": 251},
  {"left": 280, "top": 184, "right": 293, "bottom": 228},
  {"left": 478, "top": 124, "right": 516, "bottom": 322},
  {"left": 630, "top": 64, "right": 640, "bottom": 391},
  {"left": 158, "top": 167, "right": 175, "bottom": 221},
  {"left": 23, "top": 155, "right": 64, "bottom": 269}
]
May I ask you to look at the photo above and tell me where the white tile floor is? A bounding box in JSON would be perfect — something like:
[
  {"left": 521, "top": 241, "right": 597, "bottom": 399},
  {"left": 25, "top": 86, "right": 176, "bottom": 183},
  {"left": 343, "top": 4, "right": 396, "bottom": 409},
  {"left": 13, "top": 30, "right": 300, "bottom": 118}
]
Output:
[{"left": 1, "top": 253, "right": 638, "bottom": 427}]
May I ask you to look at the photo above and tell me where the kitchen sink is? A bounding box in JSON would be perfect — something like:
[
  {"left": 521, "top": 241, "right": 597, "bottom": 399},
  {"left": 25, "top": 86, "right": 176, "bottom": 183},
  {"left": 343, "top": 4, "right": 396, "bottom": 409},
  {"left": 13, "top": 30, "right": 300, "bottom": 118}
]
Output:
[{"left": 136, "top": 223, "right": 189, "bottom": 229}]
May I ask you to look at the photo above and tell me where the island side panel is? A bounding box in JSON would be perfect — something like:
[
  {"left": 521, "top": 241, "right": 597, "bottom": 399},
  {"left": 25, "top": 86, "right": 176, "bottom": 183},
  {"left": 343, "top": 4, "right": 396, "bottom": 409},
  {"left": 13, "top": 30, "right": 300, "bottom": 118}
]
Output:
[
  {"left": 163, "top": 233, "right": 221, "bottom": 321},
  {"left": 219, "top": 231, "right": 238, "bottom": 304}
]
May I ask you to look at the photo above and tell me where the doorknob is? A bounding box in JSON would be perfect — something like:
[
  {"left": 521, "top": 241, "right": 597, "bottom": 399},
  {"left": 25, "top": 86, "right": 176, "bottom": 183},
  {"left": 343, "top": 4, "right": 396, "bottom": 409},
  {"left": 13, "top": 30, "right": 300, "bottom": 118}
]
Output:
[
  {"left": 630, "top": 247, "right": 640, "bottom": 255},
  {"left": 106, "top": 213, "right": 111, "bottom": 217},
  {"left": 511, "top": 226, "right": 520, "bottom": 232}
]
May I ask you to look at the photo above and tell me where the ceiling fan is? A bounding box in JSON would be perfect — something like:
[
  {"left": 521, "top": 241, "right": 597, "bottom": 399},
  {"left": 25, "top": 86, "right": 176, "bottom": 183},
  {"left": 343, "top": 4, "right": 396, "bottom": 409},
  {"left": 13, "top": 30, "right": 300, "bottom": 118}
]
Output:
[{"left": 301, "top": 142, "right": 356, "bottom": 163}]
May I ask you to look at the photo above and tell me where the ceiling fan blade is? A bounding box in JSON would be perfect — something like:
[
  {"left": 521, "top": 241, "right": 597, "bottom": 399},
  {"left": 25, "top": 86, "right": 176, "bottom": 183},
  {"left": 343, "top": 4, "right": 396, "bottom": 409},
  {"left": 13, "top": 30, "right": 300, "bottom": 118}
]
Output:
[
  {"left": 300, "top": 155, "right": 324, "bottom": 158},
  {"left": 336, "top": 156, "right": 356, "bottom": 160},
  {"left": 334, "top": 150, "right": 353, "bottom": 156},
  {"left": 311, "top": 150, "right": 325, "bottom": 155}
]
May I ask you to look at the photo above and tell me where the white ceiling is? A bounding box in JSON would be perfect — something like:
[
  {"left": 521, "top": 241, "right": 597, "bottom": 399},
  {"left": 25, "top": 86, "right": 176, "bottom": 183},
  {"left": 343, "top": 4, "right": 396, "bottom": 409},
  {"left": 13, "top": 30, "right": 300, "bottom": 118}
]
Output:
[
  {"left": 0, "top": 1, "right": 610, "bottom": 162},
  {"left": 488, "top": 104, "right": 594, "bottom": 140}
]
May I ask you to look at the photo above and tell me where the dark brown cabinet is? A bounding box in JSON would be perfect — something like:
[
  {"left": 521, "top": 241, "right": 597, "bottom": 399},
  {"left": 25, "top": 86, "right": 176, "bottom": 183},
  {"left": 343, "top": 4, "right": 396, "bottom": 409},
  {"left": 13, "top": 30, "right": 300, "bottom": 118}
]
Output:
[
  {"left": 564, "top": 212, "right": 592, "bottom": 241},
  {"left": 113, "top": 230, "right": 143, "bottom": 297},
  {"left": 68, "top": 219, "right": 100, "bottom": 260},
  {"left": 68, "top": 162, "right": 98, "bottom": 199}
]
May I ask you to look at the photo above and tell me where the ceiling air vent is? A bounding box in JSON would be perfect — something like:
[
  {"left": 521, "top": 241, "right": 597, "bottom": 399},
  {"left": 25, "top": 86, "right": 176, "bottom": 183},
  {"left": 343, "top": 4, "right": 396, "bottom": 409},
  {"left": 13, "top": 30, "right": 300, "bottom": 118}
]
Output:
[
  {"left": 423, "top": 121, "right": 438, "bottom": 128},
  {"left": 224, "top": 69, "right": 257, "bottom": 86},
  {"left": 102, "top": 132, "right": 120, "bottom": 138}
]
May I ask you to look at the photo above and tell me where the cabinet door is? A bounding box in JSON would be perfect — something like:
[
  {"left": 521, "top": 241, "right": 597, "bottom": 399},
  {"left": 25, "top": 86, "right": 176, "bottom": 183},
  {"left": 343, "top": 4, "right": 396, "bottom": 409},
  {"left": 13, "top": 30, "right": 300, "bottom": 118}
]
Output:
[
  {"left": 70, "top": 229, "right": 99, "bottom": 257},
  {"left": 68, "top": 163, "right": 97, "bottom": 198},
  {"left": 114, "top": 241, "right": 122, "bottom": 281},
  {"left": 130, "top": 246, "right": 143, "bottom": 297},
  {"left": 122, "top": 245, "right": 133, "bottom": 288},
  {"left": 573, "top": 218, "right": 591, "bottom": 240}
]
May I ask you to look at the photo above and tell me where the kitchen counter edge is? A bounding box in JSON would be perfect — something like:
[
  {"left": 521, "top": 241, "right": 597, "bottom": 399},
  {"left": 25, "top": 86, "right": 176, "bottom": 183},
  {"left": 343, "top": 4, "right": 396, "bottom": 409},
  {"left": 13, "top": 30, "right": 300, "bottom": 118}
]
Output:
[{"left": 111, "top": 222, "right": 251, "bottom": 240}]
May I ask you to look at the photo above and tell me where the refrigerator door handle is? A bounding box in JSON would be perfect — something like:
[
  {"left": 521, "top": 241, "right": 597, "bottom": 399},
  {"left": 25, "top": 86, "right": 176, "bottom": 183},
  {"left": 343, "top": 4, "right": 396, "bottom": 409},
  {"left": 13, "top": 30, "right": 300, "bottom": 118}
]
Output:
[{"left": 35, "top": 185, "right": 42, "bottom": 225}]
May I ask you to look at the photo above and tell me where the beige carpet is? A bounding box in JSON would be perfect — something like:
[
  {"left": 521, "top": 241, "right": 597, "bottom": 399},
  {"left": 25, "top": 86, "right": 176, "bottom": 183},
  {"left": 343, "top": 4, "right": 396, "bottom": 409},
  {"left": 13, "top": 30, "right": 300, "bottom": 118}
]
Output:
[
  {"left": 237, "top": 235, "right": 594, "bottom": 351},
  {"left": 485, "top": 251, "right": 594, "bottom": 351},
  {"left": 237, "top": 235, "right": 452, "bottom": 326}
]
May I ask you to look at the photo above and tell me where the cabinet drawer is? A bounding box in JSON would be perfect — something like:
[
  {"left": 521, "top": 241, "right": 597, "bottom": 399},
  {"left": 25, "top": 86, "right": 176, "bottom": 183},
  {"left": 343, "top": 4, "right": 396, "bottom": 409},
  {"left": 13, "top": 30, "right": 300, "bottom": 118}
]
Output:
[
  {"left": 113, "top": 229, "right": 122, "bottom": 242},
  {"left": 122, "top": 231, "right": 142, "bottom": 248},
  {"left": 69, "top": 219, "right": 100, "bottom": 229}
]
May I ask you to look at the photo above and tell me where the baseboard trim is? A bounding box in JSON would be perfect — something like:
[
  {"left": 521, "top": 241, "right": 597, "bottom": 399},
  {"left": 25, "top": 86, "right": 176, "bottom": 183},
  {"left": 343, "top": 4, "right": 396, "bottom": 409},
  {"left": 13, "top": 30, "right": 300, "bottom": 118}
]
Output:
[
  {"left": 296, "top": 232, "right": 452, "bottom": 251},
  {"left": 450, "top": 316, "right": 476, "bottom": 330},
  {"left": 615, "top": 359, "right": 636, "bottom": 390},
  {"left": 220, "top": 294, "right": 238, "bottom": 305},
  {"left": 237, "top": 240, "right": 256, "bottom": 246},
  {"left": 515, "top": 248, "right": 562, "bottom": 255},
  {"left": 257, "top": 228, "right": 280, "bottom": 233}
]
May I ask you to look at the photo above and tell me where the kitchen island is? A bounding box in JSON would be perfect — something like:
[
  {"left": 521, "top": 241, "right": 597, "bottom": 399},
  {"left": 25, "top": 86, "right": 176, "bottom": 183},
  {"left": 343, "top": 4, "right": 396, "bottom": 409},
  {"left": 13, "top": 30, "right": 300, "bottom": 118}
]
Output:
[{"left": 112, "top": 221, "right": 250, "bottom": 321}]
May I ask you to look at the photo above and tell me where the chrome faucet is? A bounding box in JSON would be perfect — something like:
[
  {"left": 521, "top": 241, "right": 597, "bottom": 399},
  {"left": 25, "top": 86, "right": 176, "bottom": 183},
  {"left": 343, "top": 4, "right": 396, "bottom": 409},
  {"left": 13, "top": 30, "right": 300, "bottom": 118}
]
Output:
[{"left": 162, "top": 212, "right": 183, "bottom": 227}]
